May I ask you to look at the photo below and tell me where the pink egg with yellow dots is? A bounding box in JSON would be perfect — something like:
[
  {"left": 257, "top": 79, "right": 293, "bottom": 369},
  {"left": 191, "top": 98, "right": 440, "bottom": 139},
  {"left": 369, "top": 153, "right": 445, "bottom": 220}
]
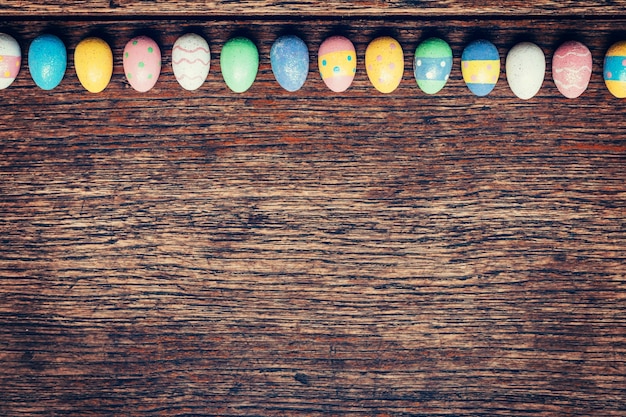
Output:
[
  {"left": 0, "top": 33, "right": 21, "bottom": 90},
  {"left": 123, "top": 36, "right": 161, "bottom": 92}
]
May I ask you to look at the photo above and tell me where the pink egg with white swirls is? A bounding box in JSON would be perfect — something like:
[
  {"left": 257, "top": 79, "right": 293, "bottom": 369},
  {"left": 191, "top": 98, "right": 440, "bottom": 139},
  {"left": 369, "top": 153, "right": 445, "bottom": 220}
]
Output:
[
  {"left": 552, "top": 41, "right": 592, "bottom": 99},
  {"left": 172, "top": 33, "right": 210, "bottom": 91}
]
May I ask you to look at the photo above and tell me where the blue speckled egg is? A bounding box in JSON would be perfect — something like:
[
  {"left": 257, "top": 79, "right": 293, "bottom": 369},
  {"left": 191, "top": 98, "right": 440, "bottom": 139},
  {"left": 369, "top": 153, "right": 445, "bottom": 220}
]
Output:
[
  {"left": 28, "top": 34, "right": 66, "bottom": 90},
  {"left": 270, "top": 35, "right": 309, "bottom": 92}
]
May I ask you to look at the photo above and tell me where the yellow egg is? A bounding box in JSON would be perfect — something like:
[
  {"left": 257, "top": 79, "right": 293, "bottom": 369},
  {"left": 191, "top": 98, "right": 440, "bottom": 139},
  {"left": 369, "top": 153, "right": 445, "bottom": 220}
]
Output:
[
  {"left": 365, "top": 36, "right": 404, "bottom": 93},
  {"left": 74, "top": 37, "right": 113, "bottom": 93}
]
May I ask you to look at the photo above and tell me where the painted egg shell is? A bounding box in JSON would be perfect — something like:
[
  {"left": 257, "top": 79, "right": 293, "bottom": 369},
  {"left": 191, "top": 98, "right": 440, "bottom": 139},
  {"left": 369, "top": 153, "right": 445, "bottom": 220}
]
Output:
[
  {"left": 28, "top": 34, "right": 66, "bottom": 90},
  {"left": 506, "top": 42, "right": 545, "bottom": 100},
  {"left": 172, "top": 33, "right": 210, "bottom": 91},
  {"left": 220, "top": 37, "right": 258, "bottom": 93},
  {"left": 461, "top": 39, "right": 500, "bottom": 96},
  {"left": 604, "top": 41, "right": 626, "bottom": 98},
  {"left": 271, "top": 35, "right": 309, "bottom": 92},
  {"left": 318, "top": 36, "right": 356, "bottom": 93},
  {"left": 123, "top": 36, "right": 161, "bottom": 92},
  {"left": 74, "top": 37, "right": 113, "bottom": 93},
  {"left": 0, "top": 33, "right": 21, "bottom": 90},
  {"left": 414, "top": 37, "right": 452, "bottom": 95},
  {"left": 552, "top": 41, "right": 592, "bottom": 99},
  {"left": 365, "top": 36, "right": 404, "bottom": 93}
]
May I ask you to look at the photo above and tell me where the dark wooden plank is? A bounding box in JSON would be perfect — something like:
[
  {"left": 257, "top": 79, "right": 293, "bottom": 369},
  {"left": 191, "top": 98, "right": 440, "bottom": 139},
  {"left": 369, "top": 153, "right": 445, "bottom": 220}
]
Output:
[
  {"left": 0, "top": 16, "right": 625, "bottom": 417},
  {"left": 1, "top": 0, "right": 626, "bottom": 17}
]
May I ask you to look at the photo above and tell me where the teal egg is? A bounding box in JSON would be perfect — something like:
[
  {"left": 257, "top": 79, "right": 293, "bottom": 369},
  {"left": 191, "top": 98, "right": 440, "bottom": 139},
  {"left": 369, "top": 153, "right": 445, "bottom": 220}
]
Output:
[
  {"left": 220, "top": 37, "right": 258, "bottom": 93},
  {"left": 28, "top": 34, "right": 66, "bottom": 90},
  {"left": 413, "top": 38, "right": 452, "bottom": 95}
]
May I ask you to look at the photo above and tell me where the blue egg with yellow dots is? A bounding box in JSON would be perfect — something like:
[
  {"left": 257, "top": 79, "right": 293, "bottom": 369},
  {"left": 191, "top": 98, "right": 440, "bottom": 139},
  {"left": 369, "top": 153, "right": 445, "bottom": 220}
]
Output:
[{"left": 461, "top": 39, "right": 500, "bottom": 96}]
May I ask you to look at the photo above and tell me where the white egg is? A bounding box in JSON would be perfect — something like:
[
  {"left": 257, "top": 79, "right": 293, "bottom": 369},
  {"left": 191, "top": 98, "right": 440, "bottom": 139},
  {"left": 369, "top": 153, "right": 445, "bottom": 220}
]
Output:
[
  {"left": 172, "top": 33, "right": 210, "bottom": 91},
  {"left": 506, "top": 42, "right": 545, "bottom": 100}
]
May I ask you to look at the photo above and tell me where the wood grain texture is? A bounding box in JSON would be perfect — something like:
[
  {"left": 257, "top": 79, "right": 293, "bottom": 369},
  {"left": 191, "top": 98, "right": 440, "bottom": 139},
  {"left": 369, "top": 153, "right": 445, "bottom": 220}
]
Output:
[
  {"left": 1, "top": 0, "right": 626, "bottom": 17},
  {"left": 0, "top": 15, "right": 625, "bottom": 417}
]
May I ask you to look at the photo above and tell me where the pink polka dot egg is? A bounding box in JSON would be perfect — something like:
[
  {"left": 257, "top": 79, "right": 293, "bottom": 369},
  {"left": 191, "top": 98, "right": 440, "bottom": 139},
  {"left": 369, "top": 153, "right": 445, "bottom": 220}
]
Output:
[
  {"left": 365, "top": 36, "right": 404, "bottom": 93},
  {"left": 123, "top": 36, "right": 161, "bottom": 92}
]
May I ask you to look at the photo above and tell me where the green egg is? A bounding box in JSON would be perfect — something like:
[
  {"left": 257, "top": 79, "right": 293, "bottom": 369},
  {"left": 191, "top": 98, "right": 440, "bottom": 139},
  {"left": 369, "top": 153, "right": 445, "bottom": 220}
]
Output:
[{"left": 220, "top": 37, "right": 259, "bottom": 93}]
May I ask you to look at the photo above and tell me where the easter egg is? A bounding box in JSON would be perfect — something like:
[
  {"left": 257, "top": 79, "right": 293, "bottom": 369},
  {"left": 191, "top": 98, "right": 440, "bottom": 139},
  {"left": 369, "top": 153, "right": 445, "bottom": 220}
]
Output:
[
  {"left": 604, "top": 41, "right": 626, "bottom": 98},
  {"left": 123, "top": 36, "right": 161, "bottom": 92},
  {"left": 220, "top": 37, "right": 258, "bottom": 93},
  {"left": 366, "top": 36, "right": 404, "bottom": 94},
  {"left": 413, "top": 37, "right": 452, "bottom": 95},
  {"left": 461, "top": 39, "right": 500, "bottom": 96},
  {"left": 506, "top": 42, "right": 545, "bottom": 100},
  {"left": 552, "top": 41, "right": 592, "bottom": 99},
  {"left": 172, "top": 33, "right": 210, "bottom": 91},
  {"left": 0, "top": 33, "right": 20, "bottom": 90},
  {"left": 28, "top": 34, "right": 66, "bottom": 90},
  {"left": 270, "top": 35, "right": 309, "bottom": 92},
  {"left": 74, "top": 37, "right": 113, "bottom": 93},
  {"left": 318, "top": 35, "right": 356, "bottom": 93}
]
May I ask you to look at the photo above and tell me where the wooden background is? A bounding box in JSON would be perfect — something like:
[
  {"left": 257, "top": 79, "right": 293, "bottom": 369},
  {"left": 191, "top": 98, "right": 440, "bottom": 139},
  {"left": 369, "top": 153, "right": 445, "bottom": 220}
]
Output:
[{"left": 1, "top": 2, "right": 625, "bottom": 416}]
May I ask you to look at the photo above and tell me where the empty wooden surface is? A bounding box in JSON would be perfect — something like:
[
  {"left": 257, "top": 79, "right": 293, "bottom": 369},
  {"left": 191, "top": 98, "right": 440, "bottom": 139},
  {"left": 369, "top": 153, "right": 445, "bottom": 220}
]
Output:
[
  {"left": 0, "top": 6, "right": 625, "bottom": 417},
  {"left": 2, "top": 0, "right": 626, "bottom": 17}
]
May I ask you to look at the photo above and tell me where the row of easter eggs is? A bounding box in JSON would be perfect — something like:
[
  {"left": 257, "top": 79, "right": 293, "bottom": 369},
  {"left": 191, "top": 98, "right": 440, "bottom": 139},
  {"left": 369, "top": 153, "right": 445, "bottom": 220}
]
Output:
[{"left": 1, "top": 32, "right": 625, "bottom": 98}]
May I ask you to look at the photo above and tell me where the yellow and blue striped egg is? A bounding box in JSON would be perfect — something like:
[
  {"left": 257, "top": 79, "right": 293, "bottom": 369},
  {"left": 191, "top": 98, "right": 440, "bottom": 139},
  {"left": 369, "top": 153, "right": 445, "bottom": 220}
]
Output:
[
  {"left": 604, "top": 41, "right": 626, "bottom": 98},
  {"left": 461, "top": 39, "right": 500, "bottom": 96}
]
